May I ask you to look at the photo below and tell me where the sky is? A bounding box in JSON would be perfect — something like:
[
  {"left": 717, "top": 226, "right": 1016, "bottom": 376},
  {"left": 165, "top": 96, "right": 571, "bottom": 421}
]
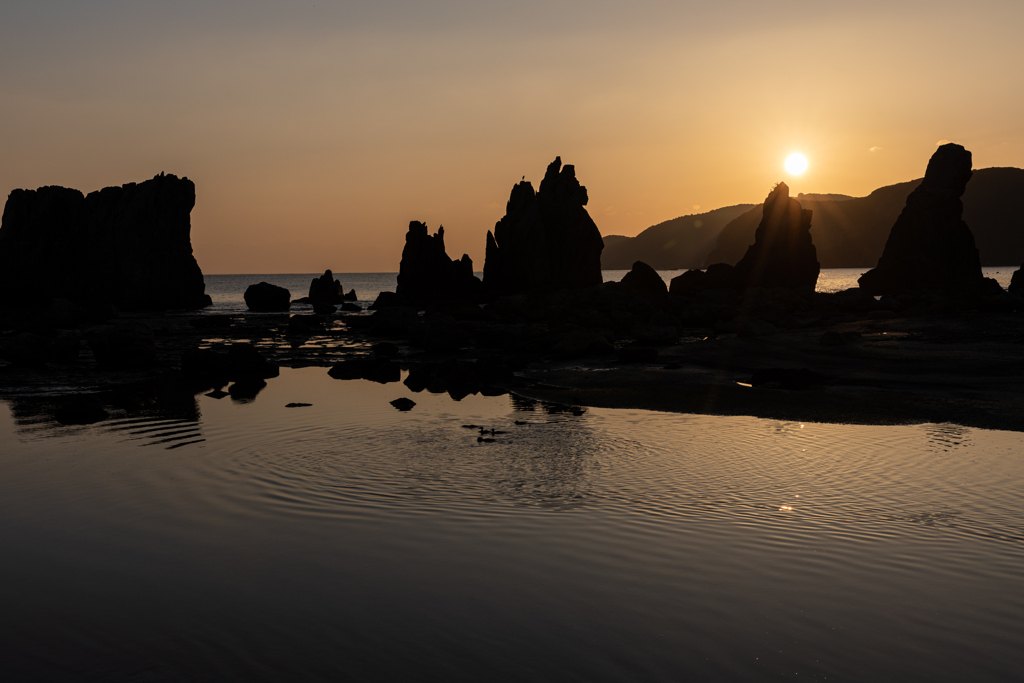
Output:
[{"left": 2, "top": 0, "right": 1023, "bottom": 273}]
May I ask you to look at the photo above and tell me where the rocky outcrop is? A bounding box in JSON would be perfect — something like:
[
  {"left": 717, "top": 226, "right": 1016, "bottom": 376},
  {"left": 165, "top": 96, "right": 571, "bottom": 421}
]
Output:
[
  {"left": 1010, "top": 265, "right": 1024, "bottom": 294},
  {"left": 859, "top": 144, "right": 992, "bottom": 294},
  {"left": 244, "top": 282, "right": 291, "bottom": 311},
  {"left": 309, "top": 270, "right": 344, "bottom": 304},
  {"left": 483, "top": 157, "right": 603, "bottom": 293},
  {"left": 0, "top": 173, "right": 210, "bottom": 310},
  {"left": 732, "top": 182, "right": 819, "bottom": 293},
  {"left": 395, "top": 221, "right": 481, "bottom": 305},
  {"left": 668, "top": 263, "right": 737, "bottom": 296},
  {"left": 620, "top": 261, "right": 668, "bottom": 300}
]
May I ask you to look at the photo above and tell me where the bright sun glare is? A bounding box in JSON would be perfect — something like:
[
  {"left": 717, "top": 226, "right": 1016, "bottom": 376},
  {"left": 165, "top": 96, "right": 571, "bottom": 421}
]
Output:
[{"left": 785, "top": 153, "right": 808, "bottom": 175}]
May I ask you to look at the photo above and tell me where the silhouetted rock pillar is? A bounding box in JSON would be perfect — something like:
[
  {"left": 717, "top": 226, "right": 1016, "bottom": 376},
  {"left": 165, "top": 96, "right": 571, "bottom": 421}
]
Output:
[
  {"left": 309, "top": 269, "right": 344, "bottom": 304},
  {"left": 732, "top": 182, "right": 819, "bottom": 293},
  {"left": 483, "top": 157, "right": 603, "bottom": 293},
  {"left": 859, "top": 144, "right": 990, "bottom": 294},
  {"left": 396, "top": 221, "right": 481, "bottom": 305},
  {"left": 0, "top": 173, "right": 210, "bottom": 310}
]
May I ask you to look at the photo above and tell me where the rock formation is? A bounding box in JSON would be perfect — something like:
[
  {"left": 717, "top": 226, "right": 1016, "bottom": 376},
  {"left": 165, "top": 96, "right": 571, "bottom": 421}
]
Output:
[
  {"left": 244, "top": 282, "right": 291, "bottom": 311},
  {"left": 1010, "top": 265, "right": 1024, "bottom": 294},
  {"left": 309, "top": 270, "right": 344, "bottom": 304},
  {"left": 620, "top": 261, "right": 668, "bottom": 300},
  {"left": 0, "top": 173, "right": 210, "bottom": 310},
  {"left": 395, "top": 221, "right": 481, "bottom": 305},
  {"left": 483, "top": 157, "right": 603, "bottom": 293},
  {"left": 669, "top": 263, "right": 737, "bottom": 296},
  {"left": 859, "top": 144, "right": 992, "bottom": 294},
  {"left": 731, "top": 182, "right": 819, "bottom": 293}
]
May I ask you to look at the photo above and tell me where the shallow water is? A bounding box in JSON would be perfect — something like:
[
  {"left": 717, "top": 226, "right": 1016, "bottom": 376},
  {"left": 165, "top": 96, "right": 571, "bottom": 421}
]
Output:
[
  {"left": 205, "top": 267, "right": 1018, "bottom": 313},
  {"left": 2, "top": 367, "right": 1022, "bottom": 681}
]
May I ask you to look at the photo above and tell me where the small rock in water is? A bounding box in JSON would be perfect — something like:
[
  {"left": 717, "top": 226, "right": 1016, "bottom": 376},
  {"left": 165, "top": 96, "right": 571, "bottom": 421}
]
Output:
[
  {"left": 286, "top": 402, "right": 313, "bottom": 408},
  {"left": 205, "top": 390, "right": 228, "bottom": 399},
  {"left": 390, "top": 397, "right": 416, "bottom": 411},
  {"left": 477, "top": 437, "right": 496, "bottom": 443},
  {"left": 461, "top": 424, "right": 481, "bottom": 429}
]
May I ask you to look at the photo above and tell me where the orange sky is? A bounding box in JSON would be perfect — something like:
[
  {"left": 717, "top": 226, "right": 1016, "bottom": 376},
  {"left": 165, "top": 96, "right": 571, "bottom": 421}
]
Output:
[{"left": 2, "top": 1, "right": 1022, "bottom": 272}]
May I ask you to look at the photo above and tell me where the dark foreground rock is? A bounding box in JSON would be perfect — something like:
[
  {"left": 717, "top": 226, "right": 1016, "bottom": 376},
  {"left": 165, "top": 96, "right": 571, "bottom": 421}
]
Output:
[
  {"left": 396, "top": 222, "right": 481, "bottom": 305},
  {"left": 483, "top": 157, "right": 603, "bottom": 293},
  {"left": 309, "top": 270, "right": 345, "bottom": 304},
  {"left": 244, "top": 282, "right": 291, "bottom": 312},
  {"left": 621, "top": 261, "right": 668, "bottom": 301},
  {"left": 732, "top": 182, "right": 819, "bottom": 292},
  {"left": 859, "top": 144, "right": 992, "bottom": 295},
  {"left": 0, "top": 173, "right": 211, "bottom": 310},
  {"left": 1009, "top": 265, "right": 1024, "bottom": 294}
]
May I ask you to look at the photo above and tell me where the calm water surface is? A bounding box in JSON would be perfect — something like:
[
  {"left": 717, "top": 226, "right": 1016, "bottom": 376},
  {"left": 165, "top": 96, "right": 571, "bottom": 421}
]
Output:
[{"left": 2, "top": 367, "right": 1022, "bottom": 681}]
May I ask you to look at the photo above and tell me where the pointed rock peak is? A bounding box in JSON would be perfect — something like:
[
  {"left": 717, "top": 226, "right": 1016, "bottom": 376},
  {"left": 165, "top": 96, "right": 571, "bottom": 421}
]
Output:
[
  {"left": 923, "top": 143, "right": 972, "bottom": 196},
  {"left": 766, "top": 181, "right": 791, "bottom": 203},
  {"left": 546, "top": 156, "right": 562, "bottom": 177},
  {"left": 561, "top": 164, "right": 576, "bottom": 179},
  {"left": 408, "top": 220, "right": 428, "bottom": 236}
]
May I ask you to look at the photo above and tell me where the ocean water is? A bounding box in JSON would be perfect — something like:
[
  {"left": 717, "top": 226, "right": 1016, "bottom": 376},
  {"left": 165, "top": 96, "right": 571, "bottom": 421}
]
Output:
[
  {"left": 205, "top": 267, "right": 1019, "bottom": 312},
  {"left": 1, "top": 368, "right": 1023, "bottom": 681}
]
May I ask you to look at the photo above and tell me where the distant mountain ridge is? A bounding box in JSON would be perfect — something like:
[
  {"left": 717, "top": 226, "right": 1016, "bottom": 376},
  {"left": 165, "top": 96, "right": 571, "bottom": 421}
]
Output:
[
  {"left": 600, "top": 204, "right": 755, "bottom": 269},
  {"left": 604, "top": 167, "right": 1024, "bottom": 269}
]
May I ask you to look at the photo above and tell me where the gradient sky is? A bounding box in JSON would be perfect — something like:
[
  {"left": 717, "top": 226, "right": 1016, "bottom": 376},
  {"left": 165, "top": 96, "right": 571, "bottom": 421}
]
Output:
[{"left": 2, "top": 0, "right": 1023, "bottom": 273}]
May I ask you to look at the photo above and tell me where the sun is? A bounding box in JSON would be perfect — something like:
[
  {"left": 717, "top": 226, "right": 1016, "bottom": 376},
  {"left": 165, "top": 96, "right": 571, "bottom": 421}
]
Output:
[{"left": 785, "top": 153, "right": 808, "bottom": 175}]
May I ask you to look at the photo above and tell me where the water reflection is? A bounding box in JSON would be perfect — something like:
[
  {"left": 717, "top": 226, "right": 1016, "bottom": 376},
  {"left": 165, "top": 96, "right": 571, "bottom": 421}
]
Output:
[
  {"left": 3, "top": 379, "right": 205, "bottom": 450},
  {"left": 925, "top": 423, "right": 972, "bottom": 452}
]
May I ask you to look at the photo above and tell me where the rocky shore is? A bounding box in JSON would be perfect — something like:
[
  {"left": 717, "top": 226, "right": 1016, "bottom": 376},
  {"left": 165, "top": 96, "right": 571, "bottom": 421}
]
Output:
[{"left": 3, "top": 147, "right": 1024, "bottom": 432}]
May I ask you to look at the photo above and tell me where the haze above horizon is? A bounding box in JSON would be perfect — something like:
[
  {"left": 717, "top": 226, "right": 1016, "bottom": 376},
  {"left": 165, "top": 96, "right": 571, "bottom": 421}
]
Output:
[{"left": 2, "top": 0, "right": 1022, "bottom": 273}]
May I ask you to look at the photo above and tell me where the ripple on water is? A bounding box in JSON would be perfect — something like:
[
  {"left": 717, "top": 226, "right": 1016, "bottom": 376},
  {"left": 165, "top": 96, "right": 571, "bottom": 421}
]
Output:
[{"left": 2, "top": 366, "right": 1024, "bottom": 681}]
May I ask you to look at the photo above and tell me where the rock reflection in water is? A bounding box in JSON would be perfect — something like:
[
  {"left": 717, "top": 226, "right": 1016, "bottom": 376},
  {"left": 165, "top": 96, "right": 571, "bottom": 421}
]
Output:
[{"left": 2, "top": 379, "right": 207, "bottom": 450}]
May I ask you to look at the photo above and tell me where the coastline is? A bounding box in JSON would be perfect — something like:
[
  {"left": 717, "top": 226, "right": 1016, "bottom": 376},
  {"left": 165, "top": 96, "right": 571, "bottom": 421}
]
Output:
[{"left": 3, "top": 299, "right": 1023, "bottom": 433}]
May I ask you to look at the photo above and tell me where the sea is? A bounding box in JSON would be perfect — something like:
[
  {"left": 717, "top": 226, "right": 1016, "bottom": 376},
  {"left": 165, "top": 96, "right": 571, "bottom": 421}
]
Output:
[{"left": 1, "top": 268, "right": 1022, "bottom": 681}]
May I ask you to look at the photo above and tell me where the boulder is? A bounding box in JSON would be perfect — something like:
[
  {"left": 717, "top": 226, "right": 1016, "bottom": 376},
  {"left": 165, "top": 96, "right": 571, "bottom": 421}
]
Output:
[
  {"left": 859, "top": 144, "right": 993, "bottom": 295},
  {"left": 621, "top": 261, "right": 668, "bottom": 300},
  {"left": 309, "top": 270, "right": 345, "bottom": 304},
  {"left": 244, "top": 282, "right": 291, "bottom": 312},
  {"left": 483, "top": 157, "right": 604, "bottom": 293},
  {"left": 732, "top": 183, "right": 819, "bottom": 292},
  {"left": 396, "top": 222, "right": 482, "bottom": 305},
  {"left": 390, "top": 397, "right": 416, "bottom": 411},
  {"left": 0, "top": 173, "right": 211, "bottom": 310},
  {"left": 87, "top": 322, "right": 156, "bottom": 368},
  {"left": 369, "top": 292, "right": 408, "bottom": 310},
  {"left": 669, "top": 263, "right": 737, "bottom": 297},
  {"left": 344, "top": 289, "right": 358, "bottom": 301}
]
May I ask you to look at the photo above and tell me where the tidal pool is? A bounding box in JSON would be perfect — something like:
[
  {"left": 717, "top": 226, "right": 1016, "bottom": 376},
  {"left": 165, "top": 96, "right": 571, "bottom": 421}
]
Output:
[{"left": 1, "top": 367, "right": 1022, "bottom": 681}]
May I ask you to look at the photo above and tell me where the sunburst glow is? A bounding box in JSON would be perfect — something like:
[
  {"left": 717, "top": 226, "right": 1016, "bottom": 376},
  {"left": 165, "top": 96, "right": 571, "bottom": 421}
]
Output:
[{"left": 785, "top": 153, "right": 808, "bottom": 175}]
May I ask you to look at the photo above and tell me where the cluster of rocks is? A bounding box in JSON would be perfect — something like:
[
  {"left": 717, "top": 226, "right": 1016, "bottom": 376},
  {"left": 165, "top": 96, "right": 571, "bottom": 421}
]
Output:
[
  {"left": 396, "top": 222, "right": 481, "bottom": 305},
  {"left": 483, "top": 157, "right": 604, "bottom": 294},
  {"left": 0, "top": 173, "right": 211, "bottom": 311}
]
